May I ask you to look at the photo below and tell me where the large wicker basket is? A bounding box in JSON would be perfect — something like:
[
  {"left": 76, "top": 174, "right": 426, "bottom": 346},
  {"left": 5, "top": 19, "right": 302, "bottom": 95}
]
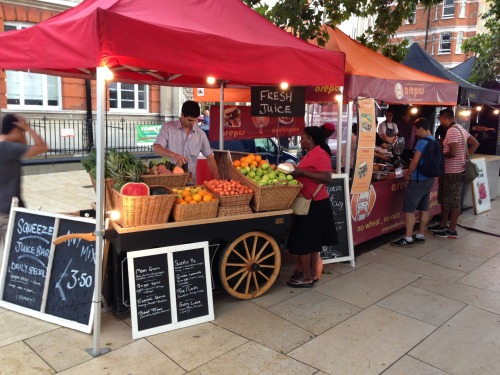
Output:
[
  {"left": 217, "top": 204, "right": 252, "bottom": 217},
  {"left": 89, "top": 175, "right": 115, "bottom": 211},
  {"left": 141, "top": 173, "right": 189, "bottom": 188},
  {"left": 112, "top": 188, "right": 176, "bottom": 227},
  {"left": 227, "top": 164, "right": 302, "bottom": 212},
  {"left": 203, "top": 182, "right": 253, "bottom": 206},
  {"left": 171, "top": 199, "right": 219, "bottom": 222}
]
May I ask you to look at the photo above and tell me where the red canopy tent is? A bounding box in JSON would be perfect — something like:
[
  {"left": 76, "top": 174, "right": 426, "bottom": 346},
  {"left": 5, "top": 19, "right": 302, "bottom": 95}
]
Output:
[
  {"left": 0, "top": 0, "right": 345, "bottom": 87},
  {"left": 0, "top": 0, "right": 346, "bottom": 355}
]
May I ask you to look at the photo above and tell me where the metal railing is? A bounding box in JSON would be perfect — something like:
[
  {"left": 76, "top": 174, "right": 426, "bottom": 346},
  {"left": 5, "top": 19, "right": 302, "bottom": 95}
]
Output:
[{"left": 25, "top": 117, "right": 162, "bottom": 162}]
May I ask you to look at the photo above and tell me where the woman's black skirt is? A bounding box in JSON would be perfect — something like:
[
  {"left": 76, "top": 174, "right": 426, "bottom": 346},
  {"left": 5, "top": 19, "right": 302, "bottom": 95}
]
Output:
[{"left": 286, "top": 198, "right": 338, "bottom": 255}]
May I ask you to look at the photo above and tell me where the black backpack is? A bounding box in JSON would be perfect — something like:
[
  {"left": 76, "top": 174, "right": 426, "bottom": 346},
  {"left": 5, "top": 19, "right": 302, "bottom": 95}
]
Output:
[{"left": 417, "top": 137, "right": 444, "bottom": 179}]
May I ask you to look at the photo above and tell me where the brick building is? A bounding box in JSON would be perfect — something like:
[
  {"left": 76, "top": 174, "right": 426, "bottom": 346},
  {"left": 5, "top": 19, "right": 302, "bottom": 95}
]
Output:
[
  {"left": 392, "top": 0, "right": 485, "bottom": 68},
  {"left": 0, "top": 0, "right": 183, "bottom": 126}
]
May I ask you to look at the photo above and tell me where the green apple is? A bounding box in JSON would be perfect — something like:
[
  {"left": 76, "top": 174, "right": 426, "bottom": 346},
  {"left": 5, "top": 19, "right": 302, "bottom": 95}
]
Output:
[
  {"left": 240, "top": 168, "right": 247, "bottom": 175},
  {"left": 249, "top": 171, "right": 256, "bottom": 178},
  {"left": 286, "top": 174, "right": 293, "bottom": 181},
  {"left": 268, "top": 171, "right": 276, "bottom": 179},
  {"left": 256, "top": 168, "right": 263, "bottom": 177},
  {"left": 261, "top": 163, "right": 270, "bottom": 170},
  {"left": 288, "top": 179, "right": 298, "bottom": 184}
]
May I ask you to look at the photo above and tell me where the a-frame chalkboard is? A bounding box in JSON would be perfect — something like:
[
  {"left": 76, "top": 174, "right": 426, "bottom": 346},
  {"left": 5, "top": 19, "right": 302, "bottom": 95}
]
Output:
[
  {"left": 127, "top": 242, "right": 214, "bottom": 339},
  {"left": 0, "top": 207, "right": 96, "bottom": 333},
  {"left": 321, "top": 174, "right": 355, "bottom": 266}
]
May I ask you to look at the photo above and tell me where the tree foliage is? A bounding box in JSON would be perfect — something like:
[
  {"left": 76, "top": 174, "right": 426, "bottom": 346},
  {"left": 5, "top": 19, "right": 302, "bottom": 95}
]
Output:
[
  {"left": 244, "top": 0, "right": 440, "bottom": 62},
  {"left": 462, "top": 0, "right": 500, "bottom": 88}
]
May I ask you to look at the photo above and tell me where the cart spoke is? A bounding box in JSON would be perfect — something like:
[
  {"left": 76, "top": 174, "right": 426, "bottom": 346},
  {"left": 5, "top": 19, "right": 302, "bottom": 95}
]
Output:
[
  {"left": 256, "top": 252, "right": 275, "bottom": 264},
  {"left": 245, "top": 272, "right": 252, "bottom": 294},
  {"left": 257, "top": 271, "right": 271, "bottom": 282},
  {"left": 233, "top": 271, "right": 249, "bottom": 290},
  {"left": 243, "top": 238, "right": 251, "bottom": 260},
  {"left": 226, "top": 262, "right": 247, "bottom": 267},
  {"left": 227, "top": 268, "right": 247, "bottom": 280},
  {"left": 258, "top": 264, "right": 277, "bottom": 269},
  {"left": 230, "top": 247, "right": 249, "bottom": 263},
  {"left": 254, "top": 240, "right": 270, "bottom": 261},
  {"left": 252, "top": 273, "right": 260, "bottom": 291},
  {"left": 251, "top": 236, "right": 257, "bottom": 259}
]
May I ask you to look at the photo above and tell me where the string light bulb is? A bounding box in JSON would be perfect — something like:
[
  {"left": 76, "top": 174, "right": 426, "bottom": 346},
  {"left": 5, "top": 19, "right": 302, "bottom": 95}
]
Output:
[
  {"left": 410, "top": 107, "right": 418, "bottom": 114},
  {"left": 103, "top": 66, "right": 114, "bottom": 81},
  {"left": 109, "top": 210, "right": 120, "bottom": 221},
  {"left": 494, "top": 109, "right": 499, "bottom": 115},
  {"left": 280, "top": 82, "right": 289, "bottom": 90},
  {"left": 334, "top": 94, "right": 343, "bottom": 102},
  {"left": 206, "top": 76, "right": 216, "bottom": 84}
]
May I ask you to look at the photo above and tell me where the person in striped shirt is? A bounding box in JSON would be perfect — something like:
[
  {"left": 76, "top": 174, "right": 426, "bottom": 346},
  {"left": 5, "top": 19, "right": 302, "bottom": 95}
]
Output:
[{"left": 428, "top": 108, "right": 479, "bottom": 238}]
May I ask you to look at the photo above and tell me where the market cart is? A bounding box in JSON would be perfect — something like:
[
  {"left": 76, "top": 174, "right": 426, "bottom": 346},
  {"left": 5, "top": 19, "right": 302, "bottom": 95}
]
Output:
[{"left": 104, "top": 209, "right": 293, "bottom": 312}]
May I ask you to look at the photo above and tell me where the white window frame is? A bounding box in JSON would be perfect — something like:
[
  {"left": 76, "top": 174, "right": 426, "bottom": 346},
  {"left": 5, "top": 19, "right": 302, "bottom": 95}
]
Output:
[
  {"left": 431, "top": 34, "right": 436, "bottom": 55},
  {"left": 439, "top": 32, "right": 452, "bottom": 54},
  {"left": 108, "top": 83, "right": 149, "bottom": 112},
  {"left": 455, "top": 31, "right": 464, "bottom": 54},
  {"left": 434, "top": 4, "right": 439, "bottom": 20},
  {"left": 5, "top": 22, "right": 61, "bottom": 110},
  {"left": 442, "top": 0, "right": 455, "bottom": 19},
  {"left": 459, "top": 0, "right": 466, "bottom": 18}
]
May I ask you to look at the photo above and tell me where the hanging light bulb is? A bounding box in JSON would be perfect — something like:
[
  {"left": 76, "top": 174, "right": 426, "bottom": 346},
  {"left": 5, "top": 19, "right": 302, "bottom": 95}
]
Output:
[
  {"left": 334, "top": 94, "right": 343, "bottom": 102},
  {"left": 494, "top": 109, "right": 499, "bottom": 115},
  {"left": 410, "top": 107, "right": 418, "bottom": 114},
  {"left": 206, "top": 76, "right": 216, "bottom": 85},
  {"left": 280, "top": 82, "right": 289, "bottom": 90},
  {"left": 103, "top": 66, "right": 114, "bottom": 81}
]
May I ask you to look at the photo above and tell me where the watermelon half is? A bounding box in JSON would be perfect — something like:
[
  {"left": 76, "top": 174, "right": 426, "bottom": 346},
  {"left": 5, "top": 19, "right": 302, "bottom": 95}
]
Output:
[{"left": 120, "top": 182, "right": 150, "bottom": 196}]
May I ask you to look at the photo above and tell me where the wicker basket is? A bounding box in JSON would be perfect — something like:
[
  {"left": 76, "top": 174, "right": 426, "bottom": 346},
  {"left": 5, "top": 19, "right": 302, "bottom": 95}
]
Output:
[
  {"left": 89, "top": 175, "right": 115, "bottom": 211},
  {"left": 141, "top": 173, "right": 189, "bottom": 188},
  {"left": 112, "top": 188, "right": 176, "bottom": 228},
  {"left": 227, "top": 164, "right": 302, "bottom": 212},
  {"left": 203, "top": 182, "right": 253, "bottom": 206},
  {"left": 171, "top": 199, "right": 219, "bottom": 222},
  {"left": 217, "top": 204, "right": 252, "bottom": 217}
]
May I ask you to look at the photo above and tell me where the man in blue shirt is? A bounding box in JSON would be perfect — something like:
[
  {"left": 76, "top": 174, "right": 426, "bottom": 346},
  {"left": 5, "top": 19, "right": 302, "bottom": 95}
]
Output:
[{"left": 391, "top": 118, "right": 435, "bottom": 247}]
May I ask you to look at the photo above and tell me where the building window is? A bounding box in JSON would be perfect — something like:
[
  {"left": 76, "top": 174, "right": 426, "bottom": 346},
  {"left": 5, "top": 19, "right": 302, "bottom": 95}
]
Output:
[
  {"left": 5, "top": 22, "right": 61, "bottom": 109},
  {"left": 434, "top": 4, "right": 439, "bottom": 20},
  {"left": 109, "top": 83, "right": 148, "bottom": 111},
  {"left": 442, "top": 0, "right": 455, "bottom": 19},
  {"left": 439, "top": 32, "right": 452, "bottom": 54},
  {"left": 459, "top": 0, "right": 466, "bottom": 18},
  {"left": 431, "top": 35, "right": 436, "bottom": 55},
  {"left": 456, "top": 31, "right": 464, "bottom": 54}
]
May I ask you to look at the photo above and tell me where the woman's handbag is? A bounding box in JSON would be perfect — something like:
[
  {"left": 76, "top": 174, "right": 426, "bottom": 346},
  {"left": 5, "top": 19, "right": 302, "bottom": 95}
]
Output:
[
  {"left": 291, "top": 184, "right": 323, "bottom": 216},
  {"left": 455, "top": 125, "right": 479, "bottom": 184}
]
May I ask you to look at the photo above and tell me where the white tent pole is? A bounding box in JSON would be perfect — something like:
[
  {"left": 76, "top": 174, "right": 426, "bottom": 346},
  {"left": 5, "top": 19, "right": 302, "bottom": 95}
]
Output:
[
  {"left": 88, "top": 66, "right": 107, "bottom": 357},
  {"left": 345, "top": 100, "right": 354, "bottom": 177},
  {"left": 336, "top": 87, "right": 344, "bottom": 173},
  {"left": 219, "top": 81, "right": 225, "bottom": 150}
]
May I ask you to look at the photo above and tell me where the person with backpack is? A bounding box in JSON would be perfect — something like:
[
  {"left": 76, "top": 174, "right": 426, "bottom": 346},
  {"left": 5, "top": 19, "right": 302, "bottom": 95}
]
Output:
[{"left": 391, "top": 118, "right": 442, "bottom": 247}]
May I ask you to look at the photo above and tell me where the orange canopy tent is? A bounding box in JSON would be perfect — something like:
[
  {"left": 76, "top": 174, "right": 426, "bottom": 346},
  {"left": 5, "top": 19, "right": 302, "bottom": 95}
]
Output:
[{"left": 195, "top": 27, "right": 459, "bottom": 105}]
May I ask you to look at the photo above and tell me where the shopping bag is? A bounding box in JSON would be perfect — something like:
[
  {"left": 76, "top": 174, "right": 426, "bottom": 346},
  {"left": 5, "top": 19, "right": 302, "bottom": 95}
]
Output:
[
  {"left": 291, "top": 196, "right": 311, "bottom": 215},
  {"left": 464, "top": 159, "right": 479, "bottom": 184}
]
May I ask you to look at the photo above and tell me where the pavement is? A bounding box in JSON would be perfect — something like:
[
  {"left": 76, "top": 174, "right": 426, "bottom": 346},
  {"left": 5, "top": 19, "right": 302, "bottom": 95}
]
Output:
[{"left": 1, "top": 168, "right": 500, "bottom": 374}]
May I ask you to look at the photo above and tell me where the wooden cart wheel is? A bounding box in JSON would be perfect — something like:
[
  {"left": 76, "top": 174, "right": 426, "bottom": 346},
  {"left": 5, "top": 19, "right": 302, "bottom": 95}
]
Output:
[{"left": 219, "top": 231, "right": 281, "bottom": 300}]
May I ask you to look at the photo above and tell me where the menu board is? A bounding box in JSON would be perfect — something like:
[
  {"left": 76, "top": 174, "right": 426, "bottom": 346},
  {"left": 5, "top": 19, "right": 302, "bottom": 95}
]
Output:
[
  {"left": 0, "top": 208, "right": 96, "bottom": 333},
  {"left": 133, "top": 254, "right": 172, "bottom": 331},
  {"left": 251, "top": 86, "right": 305, "bottom": 117},
  {"left": 173, "top": 248, "right": 209, "bottom": 322},
  {"left": 127, "top": 242, "right": 213, "bottom": 339},
  {"left": 321, "top": 175, "right": 355, "bottom": 265}
]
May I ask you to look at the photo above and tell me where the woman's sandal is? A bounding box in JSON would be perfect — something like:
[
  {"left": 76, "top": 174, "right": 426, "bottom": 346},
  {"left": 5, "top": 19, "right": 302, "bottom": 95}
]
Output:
[{"left": 287, "top": 279, "right": 314, "bottom": 288}]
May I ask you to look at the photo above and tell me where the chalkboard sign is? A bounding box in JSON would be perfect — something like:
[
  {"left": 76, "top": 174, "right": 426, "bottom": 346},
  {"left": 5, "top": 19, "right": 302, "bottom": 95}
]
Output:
[
  {"left": 134, "top": 253, "right": 172, "bottom": 332},
  {"left": 45, "top": 219, "right": 96, "bottom": 325},
  {"left": 127, "top": 242, "right": 213, "bottom": 339},
  {"left": 173, "top": 248, "right": 209, "bottom": 322},
  {"left": 251, "top": 86, "right": 305, "bottom": 117},
  {"left": 321, "top": 174, "right": 355, "bottom": 265},
  {"left": 0, "top": 208, "right": 96, "bottom": 333}
]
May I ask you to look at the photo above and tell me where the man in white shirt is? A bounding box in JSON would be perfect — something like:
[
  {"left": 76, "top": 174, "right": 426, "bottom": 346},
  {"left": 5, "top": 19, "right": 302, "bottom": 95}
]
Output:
[{"left": 153, "top": 101, "right": 220, "bottom": 184}]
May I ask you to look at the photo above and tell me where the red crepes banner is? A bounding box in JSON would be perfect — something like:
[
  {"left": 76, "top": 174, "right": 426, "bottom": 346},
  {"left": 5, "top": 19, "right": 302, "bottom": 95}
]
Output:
[{"left": 209, "top": 105, "right": 305, "bottom": 141}]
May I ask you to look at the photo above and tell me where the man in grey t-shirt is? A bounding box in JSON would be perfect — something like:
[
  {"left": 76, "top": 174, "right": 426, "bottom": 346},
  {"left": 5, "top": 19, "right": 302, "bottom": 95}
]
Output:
[
  {"left": 0, "top": 114, "right": 48, "bottom": 253},
  {"left": 153, "top": 101, "right": 220, "bottom": 184}
]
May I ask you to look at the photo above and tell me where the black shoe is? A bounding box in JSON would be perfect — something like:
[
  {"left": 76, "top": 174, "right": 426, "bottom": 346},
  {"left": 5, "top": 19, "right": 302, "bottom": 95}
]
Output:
[
  {"left": 433, "top": 229, "right": 458, "bottom": 239},
  {"left": 427, "top": 224, "right": 447, "bottom": 232},
  {"left": 412, "top": 235, "right": 425, "bottom": 244},
  {"left": 391, "top": 237, "right": 415, "bottom": 247}
]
